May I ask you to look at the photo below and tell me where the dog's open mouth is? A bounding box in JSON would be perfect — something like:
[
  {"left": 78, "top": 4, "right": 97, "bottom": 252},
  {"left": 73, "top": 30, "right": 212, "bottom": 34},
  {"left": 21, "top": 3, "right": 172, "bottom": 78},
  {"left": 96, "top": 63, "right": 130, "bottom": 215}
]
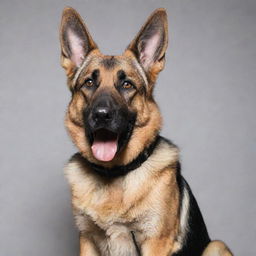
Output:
[{"left": 91, "top": 129, "right": 118, "bottom": 162}]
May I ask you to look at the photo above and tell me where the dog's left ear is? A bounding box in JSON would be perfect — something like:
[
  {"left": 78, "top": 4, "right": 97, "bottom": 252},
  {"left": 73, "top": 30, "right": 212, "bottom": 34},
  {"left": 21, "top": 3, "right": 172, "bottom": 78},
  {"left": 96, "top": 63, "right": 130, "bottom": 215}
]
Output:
[{"left": 127, "top": 8, "right": 168, "bottom": 81}]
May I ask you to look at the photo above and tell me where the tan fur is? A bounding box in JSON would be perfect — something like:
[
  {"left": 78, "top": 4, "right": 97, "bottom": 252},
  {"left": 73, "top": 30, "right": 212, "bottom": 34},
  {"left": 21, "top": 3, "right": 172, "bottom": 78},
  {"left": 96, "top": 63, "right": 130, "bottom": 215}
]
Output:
[
  {"left": 80, "top": 234, "right": 100, "bottom": 256},
  {"left": 60, "top": 7, "right": 233, "bottom": 256},
  {"left": 65, "top": 139, "right": 180, "bottom": 256},
  {"left": 202, "top": 241, "right": 233, "bottom": 256}
]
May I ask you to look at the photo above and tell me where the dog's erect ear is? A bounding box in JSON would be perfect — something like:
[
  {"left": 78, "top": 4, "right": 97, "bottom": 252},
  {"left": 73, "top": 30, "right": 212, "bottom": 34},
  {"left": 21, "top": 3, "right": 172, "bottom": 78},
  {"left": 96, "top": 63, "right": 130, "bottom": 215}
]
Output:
[
  {"left": 60, "top": 7, "right": 97, "bottom": 76},
  {"left": 127, "top": 8, "right": 168, "bottom": 77}
]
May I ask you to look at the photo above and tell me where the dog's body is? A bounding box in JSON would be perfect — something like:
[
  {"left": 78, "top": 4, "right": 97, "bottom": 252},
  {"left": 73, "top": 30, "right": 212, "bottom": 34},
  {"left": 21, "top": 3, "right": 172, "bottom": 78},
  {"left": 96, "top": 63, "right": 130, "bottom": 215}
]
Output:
[{"left": 60, "top": 7, "right": 233, "bottom": 256}]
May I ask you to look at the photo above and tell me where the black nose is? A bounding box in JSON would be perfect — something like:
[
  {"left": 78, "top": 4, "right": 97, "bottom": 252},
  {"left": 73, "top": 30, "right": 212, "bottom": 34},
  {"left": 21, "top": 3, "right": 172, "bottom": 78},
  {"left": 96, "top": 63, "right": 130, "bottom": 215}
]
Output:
[{"left": 92, "top": 107, "right": 113, "bottom": 122}]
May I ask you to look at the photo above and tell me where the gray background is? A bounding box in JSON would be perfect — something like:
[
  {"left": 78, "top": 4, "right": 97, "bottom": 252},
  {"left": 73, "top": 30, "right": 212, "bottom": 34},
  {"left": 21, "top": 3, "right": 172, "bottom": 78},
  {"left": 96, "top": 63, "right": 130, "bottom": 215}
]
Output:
[{"left": 0, "top": 0, "right": 255, "bottom": 255}]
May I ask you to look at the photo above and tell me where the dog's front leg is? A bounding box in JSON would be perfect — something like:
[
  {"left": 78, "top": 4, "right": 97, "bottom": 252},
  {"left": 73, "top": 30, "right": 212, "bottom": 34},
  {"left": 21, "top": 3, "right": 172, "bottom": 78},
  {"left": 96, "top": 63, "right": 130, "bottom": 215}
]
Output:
[
  {"left": 80, "top": 233, "right": 100, "bottom": 256},
  {"left": 140, "top": 236, "right": 175, "bottom": 256},
  {"left": 106, "top": 225, "right": 139, "bottom": 256}
]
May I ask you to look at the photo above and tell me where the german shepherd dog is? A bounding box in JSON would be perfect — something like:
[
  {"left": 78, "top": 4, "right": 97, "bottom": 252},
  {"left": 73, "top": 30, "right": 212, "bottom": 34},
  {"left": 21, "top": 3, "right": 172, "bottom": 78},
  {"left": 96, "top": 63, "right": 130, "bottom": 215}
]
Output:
[{"left": 59, "top": 7, "right": 233, "bottom": 256}]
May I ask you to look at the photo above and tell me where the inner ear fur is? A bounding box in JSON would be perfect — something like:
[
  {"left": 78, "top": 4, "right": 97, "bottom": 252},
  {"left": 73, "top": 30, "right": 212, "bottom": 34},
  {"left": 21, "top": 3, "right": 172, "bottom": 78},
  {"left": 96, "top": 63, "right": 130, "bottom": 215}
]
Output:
[{"left": 59, "top": 7, "right": 98, "bottom": 77}]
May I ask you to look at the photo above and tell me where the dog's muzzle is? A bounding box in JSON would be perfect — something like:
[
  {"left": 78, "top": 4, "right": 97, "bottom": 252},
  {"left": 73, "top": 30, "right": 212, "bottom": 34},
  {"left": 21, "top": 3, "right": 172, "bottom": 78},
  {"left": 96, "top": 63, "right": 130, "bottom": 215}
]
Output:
[{"left": 84, "top": 93, "right": 136, "bottom": 162}]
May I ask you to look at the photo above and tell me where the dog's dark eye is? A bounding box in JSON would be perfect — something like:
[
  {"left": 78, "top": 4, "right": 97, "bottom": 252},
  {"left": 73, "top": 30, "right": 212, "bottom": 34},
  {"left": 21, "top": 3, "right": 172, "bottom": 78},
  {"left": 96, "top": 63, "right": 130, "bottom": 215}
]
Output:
[
  {"left": 83, "top": 79, "right": 94, "bottom": 88},
  {"left": 122, "top": 81, "right": 133, "bottom": 89}
]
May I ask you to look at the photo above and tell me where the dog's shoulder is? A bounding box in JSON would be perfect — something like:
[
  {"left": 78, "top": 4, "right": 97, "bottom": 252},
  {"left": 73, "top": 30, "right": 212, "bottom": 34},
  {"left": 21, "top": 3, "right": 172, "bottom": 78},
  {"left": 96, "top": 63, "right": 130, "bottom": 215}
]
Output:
[
  {"left": 64, "top": 153, "right": 84, "bottom": 181},
  {"left": 64, "top": 153, "right": 97, "bottom": 188}
]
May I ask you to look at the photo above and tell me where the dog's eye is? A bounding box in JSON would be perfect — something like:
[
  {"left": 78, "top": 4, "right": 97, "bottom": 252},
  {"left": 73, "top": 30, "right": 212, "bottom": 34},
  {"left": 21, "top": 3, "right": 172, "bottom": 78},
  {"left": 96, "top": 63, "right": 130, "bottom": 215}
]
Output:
[
  {"left": 122, "top": 81, "right": 133, "bottom": 89},
  {"left": 83, "top": 79, "right": 94, "bottom": 88}
]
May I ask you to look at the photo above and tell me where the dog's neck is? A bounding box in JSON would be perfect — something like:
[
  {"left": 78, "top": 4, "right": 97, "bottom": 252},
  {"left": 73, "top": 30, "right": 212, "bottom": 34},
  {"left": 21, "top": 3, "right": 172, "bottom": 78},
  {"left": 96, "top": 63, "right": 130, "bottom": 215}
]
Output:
[{"left": 80, "top": 135, "right": 161, "bottom": 178}]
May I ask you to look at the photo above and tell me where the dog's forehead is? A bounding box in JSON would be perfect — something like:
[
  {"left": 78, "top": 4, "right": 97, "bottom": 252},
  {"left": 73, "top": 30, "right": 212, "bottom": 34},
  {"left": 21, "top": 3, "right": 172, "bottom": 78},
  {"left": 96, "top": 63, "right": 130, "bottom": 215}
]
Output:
[
  {"left": 100, "top": 56, "right": 121, "bottom": 69},
  {"left": 75, "top": 53, "right": 148, "bottom": 87},
  {"left": 97, "top": 55, "right": 136, "bottom": 71},
  {"left": 93, "top": 54, "right": 148, "bottom": 84}
]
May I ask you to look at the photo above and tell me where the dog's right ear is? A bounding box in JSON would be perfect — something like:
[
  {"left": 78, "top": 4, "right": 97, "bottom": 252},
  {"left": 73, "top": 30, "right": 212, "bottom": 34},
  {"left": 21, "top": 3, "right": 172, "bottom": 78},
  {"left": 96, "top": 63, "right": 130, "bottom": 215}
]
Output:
[{"left": 60, "top": 7, "right": 97, "bottom": 77}]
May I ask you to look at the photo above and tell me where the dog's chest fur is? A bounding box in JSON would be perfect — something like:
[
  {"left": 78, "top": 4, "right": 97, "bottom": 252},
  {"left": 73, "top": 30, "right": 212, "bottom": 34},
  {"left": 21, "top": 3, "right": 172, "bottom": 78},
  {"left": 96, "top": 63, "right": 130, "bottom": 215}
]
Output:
[{"left": 65, "top": 139, "right": 180, "bottom": 255}]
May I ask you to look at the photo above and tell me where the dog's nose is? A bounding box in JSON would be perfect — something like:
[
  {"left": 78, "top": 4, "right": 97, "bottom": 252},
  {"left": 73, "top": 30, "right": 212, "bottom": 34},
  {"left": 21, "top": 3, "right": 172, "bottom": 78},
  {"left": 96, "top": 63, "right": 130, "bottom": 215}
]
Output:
[{"left": 92, "top": 107, "right": 113, "bottom": 122}]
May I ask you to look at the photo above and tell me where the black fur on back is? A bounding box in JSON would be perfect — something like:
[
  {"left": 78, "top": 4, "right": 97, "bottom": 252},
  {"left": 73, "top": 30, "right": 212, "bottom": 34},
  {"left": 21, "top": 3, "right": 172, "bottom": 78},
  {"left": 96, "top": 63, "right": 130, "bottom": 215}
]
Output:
[{"left": 174, "top": 163, "right": 211, "bottom": 256}]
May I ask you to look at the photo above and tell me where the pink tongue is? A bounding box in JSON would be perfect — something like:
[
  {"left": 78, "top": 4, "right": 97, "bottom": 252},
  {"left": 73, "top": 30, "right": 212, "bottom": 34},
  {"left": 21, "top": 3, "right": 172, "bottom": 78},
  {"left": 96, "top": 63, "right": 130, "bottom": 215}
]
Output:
[{"left": 91, "top": 139, "right": 118, "bottom": 162}]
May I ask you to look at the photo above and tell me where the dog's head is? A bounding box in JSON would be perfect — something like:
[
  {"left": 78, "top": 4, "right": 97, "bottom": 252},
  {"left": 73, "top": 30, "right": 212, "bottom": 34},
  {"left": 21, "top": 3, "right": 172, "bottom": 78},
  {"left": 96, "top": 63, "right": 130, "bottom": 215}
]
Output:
[{"left": 60, "top": 7, "right": 168, "bottom": 167}]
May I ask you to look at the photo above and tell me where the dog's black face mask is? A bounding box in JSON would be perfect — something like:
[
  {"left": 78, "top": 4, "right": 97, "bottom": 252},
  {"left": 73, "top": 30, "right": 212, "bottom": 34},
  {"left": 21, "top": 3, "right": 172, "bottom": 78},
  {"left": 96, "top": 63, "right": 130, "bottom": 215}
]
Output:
[{"left": 83, "top": 92, "right": 136, "bottom": 162}]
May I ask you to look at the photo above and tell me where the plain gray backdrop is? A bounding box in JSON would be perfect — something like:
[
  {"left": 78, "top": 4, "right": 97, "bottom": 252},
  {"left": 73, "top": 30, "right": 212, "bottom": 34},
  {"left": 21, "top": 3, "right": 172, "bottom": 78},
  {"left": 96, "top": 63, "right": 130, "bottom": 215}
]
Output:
[{"left": 1, "top": 0, "right": 255, "bottom": 255}]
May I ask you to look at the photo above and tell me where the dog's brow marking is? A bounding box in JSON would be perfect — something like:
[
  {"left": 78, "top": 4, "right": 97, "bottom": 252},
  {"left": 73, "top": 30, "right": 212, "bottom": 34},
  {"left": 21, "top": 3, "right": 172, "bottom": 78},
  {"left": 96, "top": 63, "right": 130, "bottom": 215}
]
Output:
[
  {"left": 132, "top": 58, "right": 148, "bottom": 86},
  {"left": 101, "top": 56, "right": 117, "bottom": 69},
  {"left": 72, "top": 55, "right": 93, "bottom": 86}
]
